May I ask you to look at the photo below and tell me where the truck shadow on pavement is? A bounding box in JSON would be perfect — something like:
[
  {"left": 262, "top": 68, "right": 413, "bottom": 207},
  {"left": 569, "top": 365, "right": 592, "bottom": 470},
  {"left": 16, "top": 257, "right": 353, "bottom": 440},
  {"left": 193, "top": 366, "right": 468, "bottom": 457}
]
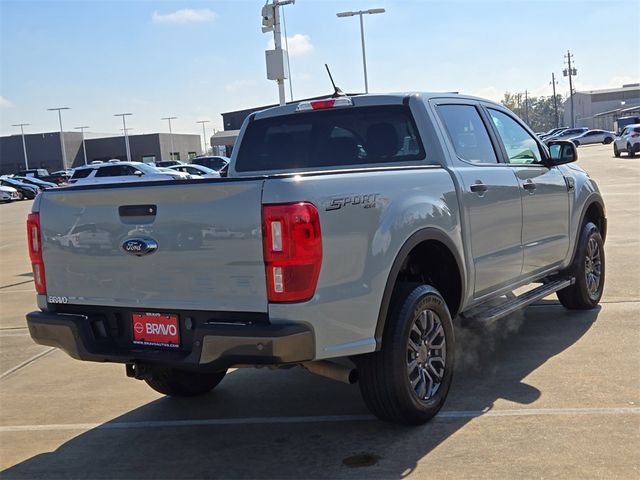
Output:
[{"left": 2, "top": 303, "right": 600, "bottom": 479}]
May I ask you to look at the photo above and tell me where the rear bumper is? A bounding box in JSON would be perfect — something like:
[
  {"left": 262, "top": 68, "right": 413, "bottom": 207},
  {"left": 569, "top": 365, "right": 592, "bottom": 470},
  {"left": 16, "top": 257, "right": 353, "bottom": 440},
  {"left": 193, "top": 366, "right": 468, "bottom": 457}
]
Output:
[{"left": 26, "top": 310, "right": 314, "bottom": 371}]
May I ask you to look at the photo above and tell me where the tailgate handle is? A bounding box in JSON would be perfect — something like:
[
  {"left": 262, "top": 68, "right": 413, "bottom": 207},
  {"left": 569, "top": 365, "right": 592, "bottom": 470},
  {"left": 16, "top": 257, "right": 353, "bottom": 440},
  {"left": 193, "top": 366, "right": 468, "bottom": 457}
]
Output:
[{"left": 119, "top": 205, "right": 157, "bottom": 217}]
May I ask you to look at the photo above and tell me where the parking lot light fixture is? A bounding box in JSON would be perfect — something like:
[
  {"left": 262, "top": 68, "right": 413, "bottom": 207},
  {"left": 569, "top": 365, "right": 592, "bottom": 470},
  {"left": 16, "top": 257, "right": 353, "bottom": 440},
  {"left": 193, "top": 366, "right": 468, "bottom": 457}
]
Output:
[
  {"left": 74, "top": 126, "right": 90, "bottom": 165},
  {"left": 336, "top": 8, "right": 386, "bottom": 93},
  {"left": 196, "top": 120, "right": 211, "bottom": 155},
  {"left": 47, "top": 107, "right": 71, "bottom": 169},
  {"left": 12, "top": 123, "right": 30, "bottom": 169},
  {"left": 114, "top": 113, "right": 133, "bottom": 161},
  {"left": 162, "top": 116, "right": 177, "bottom": 160}
]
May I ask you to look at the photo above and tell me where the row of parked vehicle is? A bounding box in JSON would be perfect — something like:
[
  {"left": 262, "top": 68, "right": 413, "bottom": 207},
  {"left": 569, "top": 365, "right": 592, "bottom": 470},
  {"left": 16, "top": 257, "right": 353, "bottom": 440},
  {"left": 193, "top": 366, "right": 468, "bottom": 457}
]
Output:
[
  {"left": 0, "top": 156, "right": 231, "bottom": 202},
  {"left": 536, "top": 123, "right": 640, "bottom": 157}
]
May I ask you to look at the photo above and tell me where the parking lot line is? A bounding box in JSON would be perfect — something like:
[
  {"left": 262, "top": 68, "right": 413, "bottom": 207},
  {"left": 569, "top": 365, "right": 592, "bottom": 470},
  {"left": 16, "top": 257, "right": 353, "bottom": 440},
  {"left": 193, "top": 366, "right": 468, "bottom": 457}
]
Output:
[
  {"left": 1, "top": 407, "right": 637, "bottom": 433},
  {"left": 0, "top": 347, "right": 55, "bottom": 379}
]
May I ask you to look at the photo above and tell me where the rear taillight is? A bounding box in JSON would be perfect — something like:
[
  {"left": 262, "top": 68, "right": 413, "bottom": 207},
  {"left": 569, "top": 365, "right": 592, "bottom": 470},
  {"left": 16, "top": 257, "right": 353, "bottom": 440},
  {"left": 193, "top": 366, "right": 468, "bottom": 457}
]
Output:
[
  {"left": 26, "top": 212, "right": 46, "bottom": 294},
  {"left": 262, "top": 202, "right": 322, "bottom": 302}
]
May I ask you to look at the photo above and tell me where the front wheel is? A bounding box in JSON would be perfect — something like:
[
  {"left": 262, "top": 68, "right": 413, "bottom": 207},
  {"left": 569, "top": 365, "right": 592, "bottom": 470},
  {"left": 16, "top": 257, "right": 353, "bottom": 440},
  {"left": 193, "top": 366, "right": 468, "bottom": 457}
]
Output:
[
  {"left": 628, "top": 144, "right": 636, "bottom": 157},
  {"left": 614, "top": 144, "right": 620, "bottom": 157},
  {"left": 573, "top": 141, "right": 580, "bottom": 147},
  {"left": 557, "top": 222, "right": 605, "bottom": 309},
  {"left": 604, "top": 137, "right": 613, "bottom": 144},
  {"left": 358, "top": 284, "right": 455, "bottom": 425},
  {"left": 145, "top": 367, "right": 227, "bottom": 397}
]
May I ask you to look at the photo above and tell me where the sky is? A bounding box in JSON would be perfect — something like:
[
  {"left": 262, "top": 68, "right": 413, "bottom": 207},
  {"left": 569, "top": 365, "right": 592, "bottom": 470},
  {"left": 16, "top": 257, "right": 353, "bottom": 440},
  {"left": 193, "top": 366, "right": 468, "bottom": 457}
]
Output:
[{"left": 1, "top": 0, "right": 639, "bottom": 138}]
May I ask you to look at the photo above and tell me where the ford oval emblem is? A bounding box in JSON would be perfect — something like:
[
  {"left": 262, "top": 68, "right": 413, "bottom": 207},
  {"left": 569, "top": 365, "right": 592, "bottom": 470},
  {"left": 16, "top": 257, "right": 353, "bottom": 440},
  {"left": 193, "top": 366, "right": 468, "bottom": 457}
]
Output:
[{"left": 122, "top": 238, "right": 158, "bottom": 256}]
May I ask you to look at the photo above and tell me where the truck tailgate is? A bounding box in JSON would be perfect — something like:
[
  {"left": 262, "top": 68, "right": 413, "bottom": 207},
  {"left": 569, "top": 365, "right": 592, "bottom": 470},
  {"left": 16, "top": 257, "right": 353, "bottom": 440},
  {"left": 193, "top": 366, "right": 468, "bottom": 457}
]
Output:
[{"left": 38, "top": 180, "right": 267, "bottom": 312}]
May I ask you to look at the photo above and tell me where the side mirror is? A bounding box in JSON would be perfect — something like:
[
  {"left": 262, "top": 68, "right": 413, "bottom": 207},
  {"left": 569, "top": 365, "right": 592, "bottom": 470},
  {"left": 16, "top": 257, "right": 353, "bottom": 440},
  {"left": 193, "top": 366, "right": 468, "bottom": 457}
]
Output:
[{"left": 546, "top": 140, "right": 577, "bottom": 166}]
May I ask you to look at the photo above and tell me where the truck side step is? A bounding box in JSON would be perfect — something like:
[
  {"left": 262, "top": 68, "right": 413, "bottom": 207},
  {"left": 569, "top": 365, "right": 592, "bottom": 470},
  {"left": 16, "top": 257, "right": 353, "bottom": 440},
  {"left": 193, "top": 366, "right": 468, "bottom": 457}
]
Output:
[{"left": 462, "top": 278, "right": 574, "bottom": 326}]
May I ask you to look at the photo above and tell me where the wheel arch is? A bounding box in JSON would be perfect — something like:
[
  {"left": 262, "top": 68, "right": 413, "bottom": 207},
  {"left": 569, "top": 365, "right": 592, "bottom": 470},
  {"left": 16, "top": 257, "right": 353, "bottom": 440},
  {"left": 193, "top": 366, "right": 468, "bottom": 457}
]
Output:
[
  {"left": 567, "top": 196, "right": 606, "bottom": 269},
  {"left": 374, "top": 228, "right": 465, "bottom": 350}
]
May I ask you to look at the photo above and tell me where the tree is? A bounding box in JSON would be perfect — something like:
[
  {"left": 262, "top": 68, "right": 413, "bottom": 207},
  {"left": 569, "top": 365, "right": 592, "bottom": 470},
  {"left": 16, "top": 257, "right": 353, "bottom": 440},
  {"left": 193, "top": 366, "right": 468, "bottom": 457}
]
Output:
[{"left": 501, "top": 92, "right": 565, "bottom": 132}]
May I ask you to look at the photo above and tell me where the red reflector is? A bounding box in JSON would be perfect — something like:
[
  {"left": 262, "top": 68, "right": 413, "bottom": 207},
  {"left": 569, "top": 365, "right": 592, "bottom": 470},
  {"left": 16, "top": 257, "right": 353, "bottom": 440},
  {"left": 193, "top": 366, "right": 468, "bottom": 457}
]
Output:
[
  {"left": 309, "top": 99, "right": 336, "bottom": 110},
  {"left": 26, "top": 212, "right": 46, "bottom": 294},
  {"left": 262, "top": 202, "right": 322, "bottom": 302}
]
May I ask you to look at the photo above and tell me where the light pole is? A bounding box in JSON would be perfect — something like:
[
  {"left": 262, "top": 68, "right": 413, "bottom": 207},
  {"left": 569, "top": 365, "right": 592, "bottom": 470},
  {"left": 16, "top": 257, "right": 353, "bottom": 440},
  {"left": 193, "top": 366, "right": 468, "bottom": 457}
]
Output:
[
  {"left": 196, "top": 120, "right": 211, "bottom": 155},
  {"left": 162, "top": 116, "right": 177, "bottom": 160},
  {"left": 336, "top": 8, "right": 385, "bottom": 94},
  {"left": 563, "top": 51, "right": 577, "bottom": 128},
  {"left": 262, "top": 0, "right": 295, "bottom": 106},
  {"left": 114, "top": 113, "right": 133, "bottom": 161},
  {"left": 47, "top": 107, "right": 71, "bottom": 169},
  {"left": 74, "top": 126, "right": 90, "bottom": 165},
  {"left": 12, "top": 123, "right": 30, "bottom": 169}
]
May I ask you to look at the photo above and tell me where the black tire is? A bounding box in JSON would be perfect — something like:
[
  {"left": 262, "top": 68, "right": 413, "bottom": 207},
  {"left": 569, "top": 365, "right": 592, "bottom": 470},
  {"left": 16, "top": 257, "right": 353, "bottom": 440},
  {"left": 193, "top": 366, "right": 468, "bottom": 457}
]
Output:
[
  {"left": 357, "top": 284, "right": 455, "bottom": 425},
  {"left": 628, "top": 144, "right": 636, "bottom": 157},
  {"left": 604, "top": 137, "right": 613, "bottom": 145},
  {"left": 614, "top": 144, "right": 620, "bottom": 157},
  {"left": 573, "top": 141, "right": 580, "bottom": 147},
  {"left": 557, "top": 222, "right": 604, "bottom": 310},
  {"left": 145, "top": 367, "right": 227, "bottom": 397}
]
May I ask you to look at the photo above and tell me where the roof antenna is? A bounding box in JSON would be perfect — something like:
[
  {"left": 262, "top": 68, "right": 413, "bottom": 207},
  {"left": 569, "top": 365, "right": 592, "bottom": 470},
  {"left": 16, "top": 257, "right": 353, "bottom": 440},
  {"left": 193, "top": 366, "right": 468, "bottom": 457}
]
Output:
[{"left": 325, "top": 64, "right": 344, "bottom": 98}]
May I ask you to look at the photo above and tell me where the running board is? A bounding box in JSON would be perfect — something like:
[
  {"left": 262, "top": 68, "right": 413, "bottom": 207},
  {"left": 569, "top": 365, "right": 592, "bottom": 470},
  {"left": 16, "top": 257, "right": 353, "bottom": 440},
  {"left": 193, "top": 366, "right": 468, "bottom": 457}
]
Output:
[{"left": 462, "top": 278, "right": 574, "bottom": 325}]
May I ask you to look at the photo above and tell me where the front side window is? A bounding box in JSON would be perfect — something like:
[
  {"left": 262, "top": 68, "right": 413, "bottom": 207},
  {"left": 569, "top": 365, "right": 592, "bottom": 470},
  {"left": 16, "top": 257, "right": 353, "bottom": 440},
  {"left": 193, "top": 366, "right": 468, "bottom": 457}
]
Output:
[
  {"left": 488, "top": 109, "right": 542, "bottom": 164},
  {"left": 71, "top": 168, "right": 94, "bottom": 179},
  {"left": 437, "top": 104, "right": 498, "bottom": 164}
]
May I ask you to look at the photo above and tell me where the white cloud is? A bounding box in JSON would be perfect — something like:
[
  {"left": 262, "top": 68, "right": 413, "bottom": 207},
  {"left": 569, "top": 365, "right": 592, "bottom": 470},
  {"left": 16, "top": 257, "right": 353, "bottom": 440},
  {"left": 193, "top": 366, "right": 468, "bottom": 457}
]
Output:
[
  {"left": 267, "top": 34, "right": 314, "bottom": 58},
  {"left": 0, "top": 96, "right": 13, "bottom": 108},
  {"left": 224, "top": 80, "right": 257, "bottom": 93},
  {"left": 152, "top": 9, "right": 217, "bottom": 25}
]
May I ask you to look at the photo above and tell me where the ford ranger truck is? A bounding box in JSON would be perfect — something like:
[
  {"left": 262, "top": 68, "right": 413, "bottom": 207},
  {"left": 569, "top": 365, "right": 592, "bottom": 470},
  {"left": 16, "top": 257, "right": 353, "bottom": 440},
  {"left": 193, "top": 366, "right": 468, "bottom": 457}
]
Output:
[{"left": 26, "top": 93, "right": 606, "bottom": 425}]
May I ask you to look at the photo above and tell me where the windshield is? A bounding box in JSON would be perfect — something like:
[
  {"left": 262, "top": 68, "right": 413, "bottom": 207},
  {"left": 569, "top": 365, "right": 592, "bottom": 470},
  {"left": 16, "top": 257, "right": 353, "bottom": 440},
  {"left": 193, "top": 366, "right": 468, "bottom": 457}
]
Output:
[{"left": 235, "top": 105, "right": 426, "bottom": 172}]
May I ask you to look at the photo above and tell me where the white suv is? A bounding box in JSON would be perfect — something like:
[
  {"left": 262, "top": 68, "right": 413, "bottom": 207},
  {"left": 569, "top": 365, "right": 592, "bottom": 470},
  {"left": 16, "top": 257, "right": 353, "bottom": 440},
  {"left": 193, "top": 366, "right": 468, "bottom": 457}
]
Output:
[
  {"left": 613, "top": 124, "right": 640, "bottom": 157},
  {"left": 68, "top": 161, "right": 191, "bottom": 185}
]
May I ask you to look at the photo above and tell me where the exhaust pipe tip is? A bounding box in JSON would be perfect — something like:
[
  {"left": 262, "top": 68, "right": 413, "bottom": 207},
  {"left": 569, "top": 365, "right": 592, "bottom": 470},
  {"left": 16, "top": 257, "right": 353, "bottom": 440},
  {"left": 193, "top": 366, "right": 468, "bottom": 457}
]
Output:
[{"left": 302, "top": 360, "right": 358, "bottom": 385}]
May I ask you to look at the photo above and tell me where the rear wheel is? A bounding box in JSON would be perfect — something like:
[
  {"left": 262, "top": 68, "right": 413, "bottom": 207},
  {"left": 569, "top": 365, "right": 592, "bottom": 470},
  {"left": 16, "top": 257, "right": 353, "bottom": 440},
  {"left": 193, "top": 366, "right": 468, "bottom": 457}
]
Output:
[
  {"left": 628, "top": 144, "right": 636, "bottom": 157},
  {"left": 358, "top": 284, "right": 454, "bottom": 425},
  {"left": 604, "top": 137, "right": 613, "bottom": 144},
  {"left": 557, "top": 222, "right": 604, "bottom": 310},
  {"left": 573, "top": 140, "right": 580, "bottom": 147},
  {"left": 145, "top": 367, "right": 227, "bottom": 397},
  {"left": 614, "top": 144, "right": 620, "bottom": 157}
]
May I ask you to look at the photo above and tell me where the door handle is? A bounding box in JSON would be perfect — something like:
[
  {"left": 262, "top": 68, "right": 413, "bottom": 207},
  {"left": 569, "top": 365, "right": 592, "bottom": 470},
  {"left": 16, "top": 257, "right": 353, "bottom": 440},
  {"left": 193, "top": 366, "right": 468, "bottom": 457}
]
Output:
[
  {"left": 470, "top": 182, "right": 488, "bottom": 194},
  {"left": 522, "top": 180, "right": 537, "bottom": 192}
]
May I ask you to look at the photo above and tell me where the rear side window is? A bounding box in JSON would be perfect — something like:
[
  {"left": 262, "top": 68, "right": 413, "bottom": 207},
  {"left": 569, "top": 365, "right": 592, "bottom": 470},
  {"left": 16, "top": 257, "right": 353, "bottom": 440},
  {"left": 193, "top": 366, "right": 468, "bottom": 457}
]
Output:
[
  {"left": 437, "top": 105, "right": 498, "bottom": 164},
  {"left": 235, "top": 105, "right": 426, "bottom": 172},
  {"left": 71, "top": 168, "right": 93, "bottom": 179}
]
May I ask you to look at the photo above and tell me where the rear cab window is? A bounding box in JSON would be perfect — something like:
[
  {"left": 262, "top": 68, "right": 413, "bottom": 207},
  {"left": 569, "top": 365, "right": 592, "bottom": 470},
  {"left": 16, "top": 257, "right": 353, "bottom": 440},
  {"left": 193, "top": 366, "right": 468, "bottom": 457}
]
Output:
[{"left": 234, "top": 105, "right": 426, "bottom": 172}]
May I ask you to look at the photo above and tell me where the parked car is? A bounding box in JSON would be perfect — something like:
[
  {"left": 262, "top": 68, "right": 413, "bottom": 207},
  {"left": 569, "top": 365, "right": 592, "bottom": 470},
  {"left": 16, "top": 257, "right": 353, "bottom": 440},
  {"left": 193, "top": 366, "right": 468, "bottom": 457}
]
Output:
[
  {"left": 155, "top": 167, "right": 192, "bottom": 179},
  {"left": 544, "top": 127, "right": 589, "bottom": 143},
  {"left": 169, "top": 164, "right": 221, "bottom": 178},
  {"left": 12, "top": 176, "right": 57, "bottom": 190},
  {"left": 26, "top": 92, "right": 607, "bottom": 426},
  {"left": 68, "top": 161, "right": 191, "bottom": 186},
  {"left": 0, "top": 185, "right": 20, "bottom": 202},
  {"left": 613, "top": 124, "right": 640, "bottom": 157},
  {"left": 155, "top": 160, "right": 184, "bottom": 168},
  {"left": 191, "top": 156, "right": 230, "bottom": 173},
  {"left": 569, "top": 129, "right": 615, "bottom": 146},
  {"left": 0, "top": 177, "right": 39, "bottom": 199},
  {"left": 538, "top": 127, "right": 568, "bottom": 140},
  {"left": 15, "top": 168, "right": 68, "bottom": 185}
]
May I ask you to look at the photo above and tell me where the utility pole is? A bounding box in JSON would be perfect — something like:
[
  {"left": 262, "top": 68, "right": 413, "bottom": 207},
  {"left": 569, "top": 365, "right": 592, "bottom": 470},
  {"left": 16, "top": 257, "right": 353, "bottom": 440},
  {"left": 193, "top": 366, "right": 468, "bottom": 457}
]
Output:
[
  {"left": 196, "top": 120, "right": 211, "bottom": 155},
  {"left": 161, "top": 116, "right": 177, "bottom": 160},
  {"left": 550, "top": 72, "right": 559, "bottom": 128},
  {"left": 12, "top": 123, "right": 30, "bottom": 169},
  {"left": 563, "top": 51, "right": 577, "bottom": 128},
  {"left": 47, "top": 107, "right": 71, "bottom": 169},
  {"left": 74, "top": 126, "right": 90, "bottom": 165},
  {"left": 524, "top": 89, "right": 529, "bottom": 124},
  {"left": 114, "top": 113, "right": 133, "bottom": 161},
  {"left": 262, "top": 1, "right": 295, "bottom": 106}
]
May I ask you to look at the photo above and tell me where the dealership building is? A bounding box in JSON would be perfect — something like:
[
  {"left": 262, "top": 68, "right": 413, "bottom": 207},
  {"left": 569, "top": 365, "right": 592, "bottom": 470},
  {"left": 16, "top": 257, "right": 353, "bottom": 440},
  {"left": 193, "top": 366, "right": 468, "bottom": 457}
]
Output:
[
  {"left": 565, "top": 84, "right": 640, "bottom": 129},
  {"left": 0, "top": 132, "right": 202, "bottom": 175}
]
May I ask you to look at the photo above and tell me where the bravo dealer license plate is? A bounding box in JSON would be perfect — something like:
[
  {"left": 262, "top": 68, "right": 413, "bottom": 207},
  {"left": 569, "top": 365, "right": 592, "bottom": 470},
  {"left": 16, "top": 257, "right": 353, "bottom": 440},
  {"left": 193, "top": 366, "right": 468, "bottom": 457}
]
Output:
[{"left": 132, "top": 312, "right": 180, "bottom": 348}]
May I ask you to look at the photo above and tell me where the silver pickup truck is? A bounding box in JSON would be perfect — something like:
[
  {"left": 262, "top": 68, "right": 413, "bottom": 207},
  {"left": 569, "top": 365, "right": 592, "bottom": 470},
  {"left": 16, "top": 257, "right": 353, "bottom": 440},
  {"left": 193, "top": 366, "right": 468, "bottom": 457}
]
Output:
[{"left": 26, "top": 93, "right": 606, "bottom": 425}]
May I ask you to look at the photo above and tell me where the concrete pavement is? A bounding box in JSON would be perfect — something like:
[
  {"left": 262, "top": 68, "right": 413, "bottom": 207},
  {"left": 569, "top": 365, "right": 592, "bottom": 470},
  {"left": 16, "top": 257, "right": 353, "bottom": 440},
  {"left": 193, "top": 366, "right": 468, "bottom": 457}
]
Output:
[{"left": 0, "top": 144, "right": 638, "bottom": 478}]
